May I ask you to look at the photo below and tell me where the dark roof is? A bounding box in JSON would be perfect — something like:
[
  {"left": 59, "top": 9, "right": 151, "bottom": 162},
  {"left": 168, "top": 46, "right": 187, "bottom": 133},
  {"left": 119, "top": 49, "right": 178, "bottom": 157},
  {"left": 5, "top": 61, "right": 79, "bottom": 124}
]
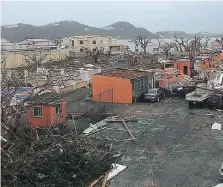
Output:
[
  {"left": 96, "top": 69, "right": 151, "bottom": 79},
  {"left": 27, "top": 92, "right": 66, "bottom": 106}
]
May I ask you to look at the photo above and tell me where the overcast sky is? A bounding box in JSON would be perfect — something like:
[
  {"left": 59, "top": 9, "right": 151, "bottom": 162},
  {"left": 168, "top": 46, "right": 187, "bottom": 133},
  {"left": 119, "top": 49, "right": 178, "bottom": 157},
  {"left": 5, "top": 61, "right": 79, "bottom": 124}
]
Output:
[{"left": 1, "top": 1, "right": 223, "bottom": 33}]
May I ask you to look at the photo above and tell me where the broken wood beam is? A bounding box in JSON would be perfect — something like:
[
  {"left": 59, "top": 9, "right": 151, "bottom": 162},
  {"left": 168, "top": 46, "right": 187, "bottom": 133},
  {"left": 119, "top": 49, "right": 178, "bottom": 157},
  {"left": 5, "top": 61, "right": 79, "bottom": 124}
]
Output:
[
  {"left": 121, "top": 119, "right": 135, "bottom": 141},
  {"left": 88, "top": 175, "right": 103, "bottom": 187},
  {"left": 106, "top": 119, "right": 138, "bottom": 123},
  {"left": 102, "top": 173, "right": 109, "bottom": 187}
]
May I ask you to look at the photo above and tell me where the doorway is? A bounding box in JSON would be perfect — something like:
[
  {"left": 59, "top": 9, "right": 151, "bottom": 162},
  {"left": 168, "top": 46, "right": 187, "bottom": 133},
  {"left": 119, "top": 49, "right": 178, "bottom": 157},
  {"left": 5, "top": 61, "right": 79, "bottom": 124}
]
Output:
[{"left": 183, "top": 66, "right": 188, "bottom": 75}]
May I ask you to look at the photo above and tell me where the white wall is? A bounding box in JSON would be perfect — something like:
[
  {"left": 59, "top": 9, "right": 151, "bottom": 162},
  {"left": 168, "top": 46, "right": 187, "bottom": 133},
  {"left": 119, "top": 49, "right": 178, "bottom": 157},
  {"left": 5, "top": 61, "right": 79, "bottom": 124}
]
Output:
[{"left": 62, "top": 35, "right": 114, "bottom": 53}]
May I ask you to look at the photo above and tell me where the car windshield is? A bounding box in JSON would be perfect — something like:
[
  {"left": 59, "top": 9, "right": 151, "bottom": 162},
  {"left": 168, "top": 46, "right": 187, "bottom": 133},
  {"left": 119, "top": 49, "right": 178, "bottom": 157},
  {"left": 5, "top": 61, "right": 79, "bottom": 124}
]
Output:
[
  {"left": 148, "top": 89, "right": 157, "bottom": 94},
  {"left": 173, "top": 84, "right": 182, "bottom": 88}
]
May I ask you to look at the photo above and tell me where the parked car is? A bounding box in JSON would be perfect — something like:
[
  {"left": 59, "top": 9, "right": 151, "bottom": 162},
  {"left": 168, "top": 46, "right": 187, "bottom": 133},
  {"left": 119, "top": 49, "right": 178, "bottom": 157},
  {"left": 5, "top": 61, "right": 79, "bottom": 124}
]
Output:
[
  {"left": 172, "top": 84, "right": 185, "bottom": 97},
  {"left": 160, "top": 87, "right": 172, "bottom": 97},
  {"left": 143, "top": 88, "right": 165, "bottom": 102},
  {"left": 219, "top": 162, "right": 223, "bottom": 180},
  {"left": 207, "top": 92, "right": 223, "bottom": 109}
]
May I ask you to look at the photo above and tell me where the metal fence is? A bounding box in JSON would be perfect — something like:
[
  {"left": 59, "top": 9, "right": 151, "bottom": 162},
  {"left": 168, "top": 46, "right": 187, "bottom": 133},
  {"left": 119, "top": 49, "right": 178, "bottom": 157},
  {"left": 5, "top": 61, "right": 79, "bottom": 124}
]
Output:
[{"left": 67, "top": 88, "right": 114, "bottom": 122}]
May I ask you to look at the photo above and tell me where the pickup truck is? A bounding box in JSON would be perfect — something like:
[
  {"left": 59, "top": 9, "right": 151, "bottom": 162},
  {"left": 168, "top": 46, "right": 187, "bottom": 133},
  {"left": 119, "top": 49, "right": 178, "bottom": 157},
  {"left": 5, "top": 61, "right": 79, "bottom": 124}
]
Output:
[{"left": 185, "top": 83, "right": 212, "bottom": 108}]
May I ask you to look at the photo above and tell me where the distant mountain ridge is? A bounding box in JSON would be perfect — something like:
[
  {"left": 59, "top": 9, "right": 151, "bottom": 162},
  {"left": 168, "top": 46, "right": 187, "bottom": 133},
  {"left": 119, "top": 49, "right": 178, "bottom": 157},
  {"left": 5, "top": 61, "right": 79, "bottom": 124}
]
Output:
[
  {"left": 155, "top": 31, "right": 192, "bottom": 38},
  {"left": 1, "top": 20, "right": 222, "bottom": 42},
  {"left": 155, "top": 31, "right": 222, "bottom": 39}
]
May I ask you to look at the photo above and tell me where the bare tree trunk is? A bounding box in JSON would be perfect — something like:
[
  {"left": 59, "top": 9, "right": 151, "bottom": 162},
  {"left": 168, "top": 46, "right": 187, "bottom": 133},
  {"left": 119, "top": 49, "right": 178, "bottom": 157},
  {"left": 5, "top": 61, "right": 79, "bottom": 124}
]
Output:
[
  {"left": 94, "top": 56, "right": 98, "bottom": 64},
  {"left": 143, "top": 47, "right": 146, "bottom": 54},
  {"left": 165, "top": 51, "right": 169, "bottom": 60},
  {"left": 190, "top": 59, "right": 195, "bottom": 78},
  {"left": 131, "top": 36, "right": 151, "bottom": 54}
]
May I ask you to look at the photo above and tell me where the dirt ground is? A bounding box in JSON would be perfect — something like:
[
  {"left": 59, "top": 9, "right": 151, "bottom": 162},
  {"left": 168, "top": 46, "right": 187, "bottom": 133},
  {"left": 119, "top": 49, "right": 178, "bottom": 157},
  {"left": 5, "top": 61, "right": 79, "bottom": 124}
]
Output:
[{"left": 87, "top": 98, "right": 223, "bottom": 187}]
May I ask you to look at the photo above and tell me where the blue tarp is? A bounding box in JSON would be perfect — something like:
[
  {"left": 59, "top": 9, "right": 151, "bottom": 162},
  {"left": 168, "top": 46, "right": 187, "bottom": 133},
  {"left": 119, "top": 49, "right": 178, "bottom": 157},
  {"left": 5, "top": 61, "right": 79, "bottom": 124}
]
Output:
[
  {"left": 15, "top": 95, "right": 29, "bottom": 100},
  {"left": 1, "top": 87, "right": 34, "bottom": 96},
  {"left": 16, "top": 87, "right": 34, "bottom": 94}
]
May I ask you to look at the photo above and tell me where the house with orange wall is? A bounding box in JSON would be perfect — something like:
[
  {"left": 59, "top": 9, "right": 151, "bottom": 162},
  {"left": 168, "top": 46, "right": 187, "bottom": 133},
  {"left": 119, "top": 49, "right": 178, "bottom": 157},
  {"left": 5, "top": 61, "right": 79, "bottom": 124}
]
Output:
[
  {"left": 92, "top": 69, "right": 154, "bottom": 104},
  {"left": 211, "top": 51, "right": 223, "bottom": 62},
  {"left": 196, "top": 50, "right": 223, "bottom": 69},
  {"left": 199, "top": 58, "right": 211, "bottom": 69},
  {"left": 210, "top": 41, "right": 222, "bottom": 49},
  {"left": 158, "top": 73, "right": 182, "bottom": 88},
  {"left": 164, "top": 60, "right": 191, "bottom": 78},
  {"left": 27, "top": 92, "right": 67, "bottom": 128},
  {"left": 198, "top": 51, "right": 223, "bottom": 69}
]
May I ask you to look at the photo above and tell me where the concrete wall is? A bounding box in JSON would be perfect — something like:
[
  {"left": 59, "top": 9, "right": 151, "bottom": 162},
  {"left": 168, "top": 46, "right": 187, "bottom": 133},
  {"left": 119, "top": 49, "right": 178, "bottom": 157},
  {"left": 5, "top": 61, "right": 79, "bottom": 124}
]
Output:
[
  {"left": 79, "top": 68, "right": 101, "bottom": 81},
  {"left": 92, "top": 75, "right": 133, "bottom": 104},
  {"left": 2, "top": 49, "right": 69, "bottom": 69}
]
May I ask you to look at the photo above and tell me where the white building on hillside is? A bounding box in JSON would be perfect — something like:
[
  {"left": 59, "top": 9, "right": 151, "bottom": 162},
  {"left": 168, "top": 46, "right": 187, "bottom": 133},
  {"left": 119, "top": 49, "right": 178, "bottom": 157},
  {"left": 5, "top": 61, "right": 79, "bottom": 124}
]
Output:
[
  {"left": 61, "top": 35, "right": 117, "bottom": 53},
  {"left": 1, "top": 38, "right": 57, "bottom": 52},
  {"left": 1, "top": 38, "right": 15, "bottom": 51},
  {"left": 17, "top": 39, "right": 57, "bottom": 50}
]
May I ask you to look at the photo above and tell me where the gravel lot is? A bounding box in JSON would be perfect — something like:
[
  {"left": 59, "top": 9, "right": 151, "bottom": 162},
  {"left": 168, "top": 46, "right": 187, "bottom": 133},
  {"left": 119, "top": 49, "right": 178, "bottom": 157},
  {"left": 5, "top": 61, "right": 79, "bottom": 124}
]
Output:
[{"left": 88, "top": 98, "right": 223, "bottom": 187}]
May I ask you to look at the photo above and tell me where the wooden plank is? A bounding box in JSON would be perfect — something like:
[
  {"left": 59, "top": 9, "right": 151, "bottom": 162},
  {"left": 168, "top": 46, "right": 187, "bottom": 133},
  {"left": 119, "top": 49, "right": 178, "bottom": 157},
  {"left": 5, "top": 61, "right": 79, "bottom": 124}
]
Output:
[
  {"left": 106, "top": 119, "right": 138, "bottom": 123},
  {"left": 102, "top": 173, "right": 109, "bottom": 187},
  {"left": 121, "top": 119, "right": 135, "bottom": 141},
  {"left": 89, "top": 164, "right": 127, "bottom": 187},
  {"left": 88, "top": 175, "right": 103, "bottom": 187},
  {"left": 71, "top": 115, "right": 77, "bottom": 134}
]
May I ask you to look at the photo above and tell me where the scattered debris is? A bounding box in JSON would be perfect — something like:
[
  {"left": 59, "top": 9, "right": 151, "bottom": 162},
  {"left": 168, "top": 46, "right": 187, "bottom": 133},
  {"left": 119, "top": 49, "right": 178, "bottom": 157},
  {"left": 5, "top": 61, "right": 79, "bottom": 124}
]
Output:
[
  {"left": 88, "top": 163, "right": 127, "bottom": 187},
  {"left": 107, "top": 163, "right": 127, "bottom": 181},
  {"left": 85, "top": 127, "right": 107, "bottom": 136},
  {"left": 83, "top": 116, "right": 115, "bottom": 134},
  {"left": 2, "top": 124, "right": 113, "bottom": 187},
  {"left": 0, "top": 135, "right": 7, "bottom": 142},
  {"left": 201, "top": 122, "right": 213, "bottom": 128},
  {"left": 121, "top": 119, "right": 136, "bottom": 141},
  {"left": 83, "top": 116, "right": 137, "bottom": 140},
  {"left": 107, "top": 117, "right": 138, "bottom": 123},
  {"left": 165, "top": 98, "right": 171, "bottom": 103},
  {"left": 37, "top": 173, "right": 47, "bottom": 180},
  {"left": 211, "top": 122, "right": 222, "bottom": 130},
  {"left": 205, "top": 113, "right": 214, "bottom": 117},
  {"left": 112, "top": 151, "right": 123, "bottom": 158},
  {"left": 88, "top": 175, "right": 104, "bottom": 187},
  {"left": 102, "top": 172, "right": 109, "bottom": 187}
]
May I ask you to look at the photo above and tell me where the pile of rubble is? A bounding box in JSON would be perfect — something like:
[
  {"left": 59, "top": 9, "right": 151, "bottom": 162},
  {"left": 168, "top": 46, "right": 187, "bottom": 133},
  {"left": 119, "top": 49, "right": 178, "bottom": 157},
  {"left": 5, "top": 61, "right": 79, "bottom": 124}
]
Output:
[{"left": 1, "top": 123, "right": 115, "bottom": 187}]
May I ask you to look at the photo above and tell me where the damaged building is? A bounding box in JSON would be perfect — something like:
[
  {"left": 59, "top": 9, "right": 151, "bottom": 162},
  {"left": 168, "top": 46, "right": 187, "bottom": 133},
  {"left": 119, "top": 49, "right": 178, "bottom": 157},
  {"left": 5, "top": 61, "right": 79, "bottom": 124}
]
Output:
[{"left": 92, "top": 69, "right": 154, "bottom": 104}]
